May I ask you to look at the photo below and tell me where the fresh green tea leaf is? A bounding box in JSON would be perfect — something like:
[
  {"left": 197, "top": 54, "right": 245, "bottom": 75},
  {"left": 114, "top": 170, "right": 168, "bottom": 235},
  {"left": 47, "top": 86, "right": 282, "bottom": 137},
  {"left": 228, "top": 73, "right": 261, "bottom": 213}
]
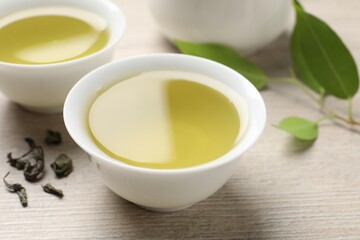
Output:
[
  {"left": 293, "top": 0, "right": 304, "bottom": 11},
  {"left": 174, "top": 40, "right": 268, "bottom": 90},
  {"left": 291, "top": 28, "right": 325, "bottom": 94},
  {"left": 293, "top": 4, "right": 359, "bottom": 99},
  {"left": 276, "top": 116, "right": 318, "bottom": 141}
]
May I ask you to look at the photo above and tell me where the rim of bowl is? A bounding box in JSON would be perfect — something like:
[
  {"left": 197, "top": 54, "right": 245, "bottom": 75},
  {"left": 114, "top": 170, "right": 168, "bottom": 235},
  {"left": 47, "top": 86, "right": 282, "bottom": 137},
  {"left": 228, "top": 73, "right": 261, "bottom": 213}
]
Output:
[
  {"left": 0, "top": 0, "right": 126, "bottom": 69},
  {"left": 64, "top": 53, "right": 267, "bottom": 175}
]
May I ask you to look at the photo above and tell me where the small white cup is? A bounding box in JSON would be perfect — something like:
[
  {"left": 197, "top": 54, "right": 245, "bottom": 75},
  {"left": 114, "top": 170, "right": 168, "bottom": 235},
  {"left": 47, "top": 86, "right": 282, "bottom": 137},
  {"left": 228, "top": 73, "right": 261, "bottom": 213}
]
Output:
[
  {"left": 0, "top": 0, "right": 126, "bottom": 113},
  {"left": 149, "top": 0, "right": 292, "bottom": 54},
  {"left": 64, "top": 54, "right": 266, "bottom": 212}
]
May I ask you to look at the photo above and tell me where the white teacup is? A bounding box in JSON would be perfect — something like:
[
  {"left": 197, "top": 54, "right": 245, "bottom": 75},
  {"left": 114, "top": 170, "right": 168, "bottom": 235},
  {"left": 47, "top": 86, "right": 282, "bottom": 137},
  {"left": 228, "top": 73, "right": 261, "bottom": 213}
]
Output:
[
  {"left": 64, "top": 54, "right": 266, "bottom": 212},
  {"left": 0, "top": 0, "right": 126, "bottom": 113},
  {"left": 149, "top": 0, "right": 292, "bottom": 54}
]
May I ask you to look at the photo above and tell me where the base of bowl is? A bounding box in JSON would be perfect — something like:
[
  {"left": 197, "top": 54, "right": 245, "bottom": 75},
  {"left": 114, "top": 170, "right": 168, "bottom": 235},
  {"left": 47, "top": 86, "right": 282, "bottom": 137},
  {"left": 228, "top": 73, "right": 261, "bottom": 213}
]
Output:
[
  {"left": 137, "top": 204, "right": 194, "bottom": 212},
  {"left": 20, "top": 104, "right": 63, "bottom": 114}
]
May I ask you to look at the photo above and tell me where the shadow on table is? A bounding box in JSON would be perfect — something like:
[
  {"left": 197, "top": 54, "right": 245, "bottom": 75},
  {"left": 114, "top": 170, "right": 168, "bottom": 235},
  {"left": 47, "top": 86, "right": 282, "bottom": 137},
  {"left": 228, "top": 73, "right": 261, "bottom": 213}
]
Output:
[
  {"left": 285, "top": 137, "right": 316, "bottom": 153},
  {"left": 108, "top": 182, "right": 267, "bottom": 240},
  {"left": 0, "top": 100, "right": 71, "bottom": 143},
  {"left": 249, "top": 33, "right": 292, "bottom": 77}
]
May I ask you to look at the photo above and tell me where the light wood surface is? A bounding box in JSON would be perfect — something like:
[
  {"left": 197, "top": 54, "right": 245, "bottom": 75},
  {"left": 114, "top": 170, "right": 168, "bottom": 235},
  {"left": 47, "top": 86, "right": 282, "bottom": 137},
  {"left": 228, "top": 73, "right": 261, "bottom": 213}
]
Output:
[{"left": 1, "top": 0, "right": 360, "bottom": 239}]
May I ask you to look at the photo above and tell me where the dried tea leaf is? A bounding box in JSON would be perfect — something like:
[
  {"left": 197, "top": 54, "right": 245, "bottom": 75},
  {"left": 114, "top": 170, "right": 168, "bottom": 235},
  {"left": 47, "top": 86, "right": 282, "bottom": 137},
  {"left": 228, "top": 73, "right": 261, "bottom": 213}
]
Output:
[
  {"left": 7, "top": 138, "right": 45, "bottom": 182},
  {"left": 44, "top": 130, "right": 62, "bottom": 145},
  {"left": 23, "top": 152, "right": 45, "bottom": 182},
  {"left": 7, "top": 152, "right": 28, "bottom": 170},
  {"left": 42, "top": 183, "right": 64, "bottom": 198},
  {"left": 51, "top": 154, "right": 73, "bottom": 178},
  {"left": 25, "top": 138, "right": 37, "bottom": 148},
  {"left": 3, "top": 172, "right": 28, "bottom": 207},
  {"left": 7, "top": 138, "right": 37, "bottom": 170},
  {"left": 23, "top": 139, "right": 45, "bottom": 182}
]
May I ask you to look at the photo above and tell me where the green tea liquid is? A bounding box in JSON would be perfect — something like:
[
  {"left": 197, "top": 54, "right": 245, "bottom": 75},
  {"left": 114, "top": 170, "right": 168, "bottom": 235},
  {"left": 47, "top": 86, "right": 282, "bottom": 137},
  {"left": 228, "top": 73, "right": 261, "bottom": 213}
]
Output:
[
  {"left": 0, "top": 7, "right": 108, "bottom": 64},
  {"left": 89, "top": 71, "right": 245, "bottom": 169}
]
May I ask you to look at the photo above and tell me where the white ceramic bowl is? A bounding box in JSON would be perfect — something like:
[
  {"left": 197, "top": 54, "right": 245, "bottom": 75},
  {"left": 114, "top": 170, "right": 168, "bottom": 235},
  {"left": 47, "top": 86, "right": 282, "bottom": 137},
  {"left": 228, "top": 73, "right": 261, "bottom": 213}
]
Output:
[
  {"left": 149, "top": 0, "right": 292, "bottom": 54},
  {"left": 64, "top": 54, "right": 266, "bottom": 212},
  {"left": 0, "top": 0, "right": 126, "bottom": 113}
]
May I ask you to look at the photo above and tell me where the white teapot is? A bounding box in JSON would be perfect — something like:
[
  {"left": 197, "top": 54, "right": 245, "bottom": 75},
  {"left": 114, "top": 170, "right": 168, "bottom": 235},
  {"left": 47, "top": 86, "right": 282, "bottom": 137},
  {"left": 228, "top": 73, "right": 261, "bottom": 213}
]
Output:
[{"left": 149, "top": 0, "right": 292, "bottom": 54}]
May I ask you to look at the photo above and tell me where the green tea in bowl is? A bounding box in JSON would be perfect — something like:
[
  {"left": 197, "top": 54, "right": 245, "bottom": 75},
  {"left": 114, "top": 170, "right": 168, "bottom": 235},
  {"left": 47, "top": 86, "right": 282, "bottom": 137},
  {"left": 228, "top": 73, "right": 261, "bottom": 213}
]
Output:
[
  {"left": 0, "top": 0, "right": 125, "bottom": 113},
  {"left": 0, "top": 6, "right": 109, "bottom": 65},
  {"left": 64, "top": 54, "right": 266, "bottom": 211},
  {"left": 89, "top": 70, "right": 248, "bottom": 169}
]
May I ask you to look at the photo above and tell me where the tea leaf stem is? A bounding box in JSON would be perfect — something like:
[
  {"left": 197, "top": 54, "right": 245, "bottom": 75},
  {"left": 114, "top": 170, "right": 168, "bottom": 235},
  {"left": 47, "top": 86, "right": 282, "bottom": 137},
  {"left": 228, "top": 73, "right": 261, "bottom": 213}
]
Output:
[
  {"left": 270, "top": 77, "right": 294, "bottom": 83},
  {"left": 348, "top": 98, "right": 356, "bottom": 124},
  {"left": 316, "top": 114, "right": 336, "bottom": 123},
  {"left": 270, "top": 76, "right": 360, "bottom": 126},
  {"left": 292, "top": 78, "right": 323, "bottom": 105},
  {"left": 270, "top": 76, "right": 322, "bottom": 105}
]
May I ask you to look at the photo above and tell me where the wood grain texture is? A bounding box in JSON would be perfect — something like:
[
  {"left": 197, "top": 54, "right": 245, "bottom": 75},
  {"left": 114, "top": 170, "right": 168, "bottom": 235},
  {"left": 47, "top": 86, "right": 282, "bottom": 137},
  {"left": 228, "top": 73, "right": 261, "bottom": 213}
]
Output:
[{"left": 1, "top": 0, "right": 360, "bottom": 239}]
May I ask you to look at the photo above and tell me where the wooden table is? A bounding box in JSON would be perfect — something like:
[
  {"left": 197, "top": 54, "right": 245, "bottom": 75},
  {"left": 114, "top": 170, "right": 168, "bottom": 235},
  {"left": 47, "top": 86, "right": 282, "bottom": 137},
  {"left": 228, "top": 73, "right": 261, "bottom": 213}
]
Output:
[{"left": 1, "top": 0, "right": 360, "bottom": 239}]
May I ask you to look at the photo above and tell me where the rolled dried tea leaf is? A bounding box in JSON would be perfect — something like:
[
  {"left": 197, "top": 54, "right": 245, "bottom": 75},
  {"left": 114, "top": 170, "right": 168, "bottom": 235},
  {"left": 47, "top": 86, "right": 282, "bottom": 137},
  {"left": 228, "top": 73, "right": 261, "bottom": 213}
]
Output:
[
  {"left": 51, "top": 154, "right": 73, "bottom": 178},
  {"left": 25, "top": 138, "right": 37, "bottom": 148},
  {"left": 7, "top": 138, "right": 45, "bottom": 182},
  {"left": 24, "top": 156, "right": 45, "bottom": 182},
  {"left": 44, "top": 130, "right": 62, "bottom": 145},
  {"left": 3, "top": 172, "right": 28, "bottom": 207},
  {"left": 7, "top": 138, "right": 37, "bottom": 170},
  {"left": 7, "top": 152, "right": 28, "bottom": 170},
  {"left": 42, "top": 183, "right": 64, "bottom": 198},
  {"left": 24, "top": 139, "right": 45, "bottom": 182}
]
